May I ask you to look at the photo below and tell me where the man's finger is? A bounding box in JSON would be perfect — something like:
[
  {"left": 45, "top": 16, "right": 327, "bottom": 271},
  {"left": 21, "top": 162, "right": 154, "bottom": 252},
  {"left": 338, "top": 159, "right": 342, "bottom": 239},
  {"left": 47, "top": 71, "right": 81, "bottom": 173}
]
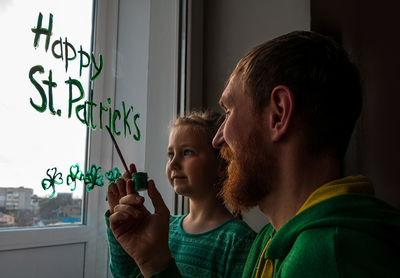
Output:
[{"left": 147, "top": 180, "right": 169, "bottom": 215}]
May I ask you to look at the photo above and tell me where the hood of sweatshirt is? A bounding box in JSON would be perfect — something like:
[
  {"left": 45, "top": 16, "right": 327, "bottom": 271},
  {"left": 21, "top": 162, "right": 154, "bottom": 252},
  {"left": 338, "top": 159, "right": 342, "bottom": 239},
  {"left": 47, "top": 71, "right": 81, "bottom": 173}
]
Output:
[{"left": 265, "top": 175, "right": 400, "bottom": 260}]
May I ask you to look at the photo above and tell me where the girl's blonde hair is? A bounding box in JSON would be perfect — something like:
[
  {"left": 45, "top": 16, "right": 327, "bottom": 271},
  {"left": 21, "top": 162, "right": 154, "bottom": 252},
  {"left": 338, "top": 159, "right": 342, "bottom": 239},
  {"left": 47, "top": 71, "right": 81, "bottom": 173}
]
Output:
[{"left": 169, "top": 110, "right": 224, "bottom": 155}]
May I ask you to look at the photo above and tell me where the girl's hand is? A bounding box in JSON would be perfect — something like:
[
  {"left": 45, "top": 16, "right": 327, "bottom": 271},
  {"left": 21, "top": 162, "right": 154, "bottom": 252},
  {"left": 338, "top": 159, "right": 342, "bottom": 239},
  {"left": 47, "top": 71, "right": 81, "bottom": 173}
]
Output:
[
  {"left": 108, "top": 163, "right": 137, "bottom": 214},
  {"left": 109, "top": 180, "right": 172, "bottom": 277}
]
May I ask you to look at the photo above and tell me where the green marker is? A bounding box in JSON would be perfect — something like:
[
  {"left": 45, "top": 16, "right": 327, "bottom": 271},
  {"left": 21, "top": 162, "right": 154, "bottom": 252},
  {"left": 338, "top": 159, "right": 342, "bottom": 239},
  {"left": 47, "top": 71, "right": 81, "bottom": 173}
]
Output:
[{"left": 133, "top": 172, "right": 148, "bottom": 191}]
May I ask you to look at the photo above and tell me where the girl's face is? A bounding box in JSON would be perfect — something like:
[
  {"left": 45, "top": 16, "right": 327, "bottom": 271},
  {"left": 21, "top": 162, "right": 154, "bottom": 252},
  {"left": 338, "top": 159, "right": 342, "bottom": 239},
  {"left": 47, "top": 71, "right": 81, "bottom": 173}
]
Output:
[{"left": 166, "top": 125, "right": 221, "bottom": 199}]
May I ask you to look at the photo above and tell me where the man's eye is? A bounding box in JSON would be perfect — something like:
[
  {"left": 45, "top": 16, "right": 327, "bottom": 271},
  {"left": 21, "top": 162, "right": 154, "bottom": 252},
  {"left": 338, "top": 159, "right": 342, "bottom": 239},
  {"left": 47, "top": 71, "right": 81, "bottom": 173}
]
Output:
[{"left": 183, "top": 150, "right": 193, "bottom": 156}]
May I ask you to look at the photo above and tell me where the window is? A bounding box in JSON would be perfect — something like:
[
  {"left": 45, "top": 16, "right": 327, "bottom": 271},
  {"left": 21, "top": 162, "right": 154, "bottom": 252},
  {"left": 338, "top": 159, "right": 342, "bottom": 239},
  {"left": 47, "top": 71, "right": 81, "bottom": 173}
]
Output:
[
  {"left": 0, "top": 0, "right": 93, "bottom": 228},
  {"left": 0, "top": 0, "right": 181, "bottom": 277}
]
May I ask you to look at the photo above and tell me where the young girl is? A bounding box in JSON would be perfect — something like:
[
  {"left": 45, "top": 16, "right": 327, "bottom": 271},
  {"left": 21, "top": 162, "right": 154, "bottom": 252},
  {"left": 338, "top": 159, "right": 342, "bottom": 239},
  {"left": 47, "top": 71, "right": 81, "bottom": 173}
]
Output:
[{"left": 105, "top": 111, "right": 256, "bottom": 277}]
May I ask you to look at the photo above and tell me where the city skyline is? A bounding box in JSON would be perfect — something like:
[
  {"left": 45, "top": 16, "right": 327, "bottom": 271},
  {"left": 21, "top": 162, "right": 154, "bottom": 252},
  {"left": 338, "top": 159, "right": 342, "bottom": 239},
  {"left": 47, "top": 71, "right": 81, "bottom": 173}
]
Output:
[{"left": 0, "top": 186, "right": 83, "bottom": 228}]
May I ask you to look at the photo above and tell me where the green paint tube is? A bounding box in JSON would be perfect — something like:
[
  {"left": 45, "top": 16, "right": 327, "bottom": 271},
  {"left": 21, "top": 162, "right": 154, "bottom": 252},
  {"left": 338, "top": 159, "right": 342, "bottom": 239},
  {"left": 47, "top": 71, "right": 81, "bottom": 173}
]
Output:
[{"left": 133, "top": 172, "right": 148, "bottom": 191}]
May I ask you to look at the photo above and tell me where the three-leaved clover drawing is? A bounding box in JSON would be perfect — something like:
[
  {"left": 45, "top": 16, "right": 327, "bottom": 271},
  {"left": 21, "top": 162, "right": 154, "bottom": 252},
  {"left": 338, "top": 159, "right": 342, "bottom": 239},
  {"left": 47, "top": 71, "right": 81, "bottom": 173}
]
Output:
[
  {"left": 105, "top": 167, "right": 122, "bottom": 183},
  {"left": 84, "top": 164, "right": 104, "bottom": 192},
  {"left": 41, "top": 167, "right": 63, "bottom": 199},
  {"left": 66, "top": 164, "right": 84, "bottom": 191}
]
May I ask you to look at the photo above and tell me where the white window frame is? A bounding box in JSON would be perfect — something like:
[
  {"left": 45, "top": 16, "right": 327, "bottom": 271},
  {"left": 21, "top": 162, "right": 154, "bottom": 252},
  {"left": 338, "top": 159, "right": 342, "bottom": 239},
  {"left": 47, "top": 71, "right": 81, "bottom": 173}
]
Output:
[{"left": 0, "top": 1, "right": 181, "bottom": 277}]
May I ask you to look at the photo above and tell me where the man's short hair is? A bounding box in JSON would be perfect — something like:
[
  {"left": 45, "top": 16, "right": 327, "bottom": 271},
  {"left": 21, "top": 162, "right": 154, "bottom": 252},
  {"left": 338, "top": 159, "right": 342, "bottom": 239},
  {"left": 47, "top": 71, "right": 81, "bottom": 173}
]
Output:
[{"left": 232, "top": 30, "right": 362, "bottom": 159}]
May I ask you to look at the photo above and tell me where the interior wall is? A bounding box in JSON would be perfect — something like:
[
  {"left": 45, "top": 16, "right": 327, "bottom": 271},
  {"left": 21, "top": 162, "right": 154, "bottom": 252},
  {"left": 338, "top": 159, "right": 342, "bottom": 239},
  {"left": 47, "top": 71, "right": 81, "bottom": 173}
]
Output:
[
  {"left": 202, "top": 0, "right": 310, "bottom": 112},
  {"left": 201, "top": 0, "right": 310, "bottom": 232},
  {"left": 311, "top": 0, "right": 400, "bottom": 209}
]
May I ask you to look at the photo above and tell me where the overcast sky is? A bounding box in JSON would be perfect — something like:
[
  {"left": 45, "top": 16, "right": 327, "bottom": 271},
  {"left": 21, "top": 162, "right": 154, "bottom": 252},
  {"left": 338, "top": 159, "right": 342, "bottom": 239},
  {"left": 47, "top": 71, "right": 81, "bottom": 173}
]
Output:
[{"left": 0, "top": 0, "right": 93, "bottom": 198}]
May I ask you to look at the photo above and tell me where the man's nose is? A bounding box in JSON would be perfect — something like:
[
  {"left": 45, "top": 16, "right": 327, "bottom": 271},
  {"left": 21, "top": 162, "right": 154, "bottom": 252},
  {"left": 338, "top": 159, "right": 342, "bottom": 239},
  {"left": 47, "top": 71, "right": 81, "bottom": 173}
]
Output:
[{"left": 212, "top": 121, "right": 225, "bottom": 149}]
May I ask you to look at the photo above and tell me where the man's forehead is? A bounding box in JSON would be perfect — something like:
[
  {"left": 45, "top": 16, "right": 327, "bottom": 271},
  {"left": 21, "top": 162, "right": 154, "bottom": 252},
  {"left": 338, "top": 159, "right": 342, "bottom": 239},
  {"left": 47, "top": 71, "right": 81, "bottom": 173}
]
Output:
[{"left": 219, "top": 75, "right": 240, "bottom": 107}]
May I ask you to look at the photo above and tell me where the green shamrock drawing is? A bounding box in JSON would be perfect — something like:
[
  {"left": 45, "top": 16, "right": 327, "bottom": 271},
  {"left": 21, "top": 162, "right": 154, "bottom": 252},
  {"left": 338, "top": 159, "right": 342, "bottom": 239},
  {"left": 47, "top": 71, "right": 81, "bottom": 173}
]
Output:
[
  {"left": 105, "top": 167, "right": 122, "bottom": 184},
  {"left": 66, "top": 164, "right": 84, "bottom": 191},
  {"left": 84, "top": 164, "right": 104, "bottom": 192},
  {"left": 41, "top": 167, "right": 63, "bottom": 199}
]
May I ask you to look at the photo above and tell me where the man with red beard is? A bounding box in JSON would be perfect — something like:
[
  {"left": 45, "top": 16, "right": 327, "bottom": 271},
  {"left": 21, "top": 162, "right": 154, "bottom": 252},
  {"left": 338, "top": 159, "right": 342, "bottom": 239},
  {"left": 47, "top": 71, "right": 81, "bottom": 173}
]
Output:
[{"left": 109, "top": 31, "right": 400, "bottom": 277}]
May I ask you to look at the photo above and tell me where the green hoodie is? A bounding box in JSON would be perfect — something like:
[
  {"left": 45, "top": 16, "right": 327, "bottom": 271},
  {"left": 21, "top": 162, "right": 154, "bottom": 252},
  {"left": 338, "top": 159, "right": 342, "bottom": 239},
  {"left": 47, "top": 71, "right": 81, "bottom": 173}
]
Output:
[{"left": 242, "top": 176, "right": 400, "bottom": 277}]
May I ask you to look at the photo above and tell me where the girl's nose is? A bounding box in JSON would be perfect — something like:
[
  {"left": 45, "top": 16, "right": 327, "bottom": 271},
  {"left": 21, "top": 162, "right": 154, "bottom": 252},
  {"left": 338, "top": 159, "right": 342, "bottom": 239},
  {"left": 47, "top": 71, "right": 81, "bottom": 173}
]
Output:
[{"left": 169, "top": 155, "right": 181, "bottom": 170}]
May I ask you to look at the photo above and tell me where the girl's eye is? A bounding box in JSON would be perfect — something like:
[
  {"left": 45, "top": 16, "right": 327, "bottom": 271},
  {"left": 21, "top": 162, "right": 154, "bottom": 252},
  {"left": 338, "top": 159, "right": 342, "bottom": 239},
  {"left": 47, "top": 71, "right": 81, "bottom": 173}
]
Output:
[
  {"left": 183, "top": 150, "right": 193, "bottom": 156},
  {"left": 167, "top": 152, "right": 174, "bottom": 159}
]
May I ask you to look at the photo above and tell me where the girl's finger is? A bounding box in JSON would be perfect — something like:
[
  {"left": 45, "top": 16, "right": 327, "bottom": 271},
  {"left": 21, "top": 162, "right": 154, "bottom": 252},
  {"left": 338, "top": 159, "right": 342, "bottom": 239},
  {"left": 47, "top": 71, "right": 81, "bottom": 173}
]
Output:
[
  {"left": 119, "top": 194, "right": 145, "bottom": 206},
  {"left": 116, "top": 178, "right": 127, "bottom": 196},
  {"left": 108, "top": 182, "right": 118, "bottom": 196},
  {"left": 114, "top": 204, "right": 143, "bottom": 219},
  {"left": 130, "top": 163, "right": 137, "bottom": 174},
  {"left": 126, "top": 179, "right": 137, "bottom": 195},
  {"left": 119, "top": 194, "right": 150, "bottom": 216}
]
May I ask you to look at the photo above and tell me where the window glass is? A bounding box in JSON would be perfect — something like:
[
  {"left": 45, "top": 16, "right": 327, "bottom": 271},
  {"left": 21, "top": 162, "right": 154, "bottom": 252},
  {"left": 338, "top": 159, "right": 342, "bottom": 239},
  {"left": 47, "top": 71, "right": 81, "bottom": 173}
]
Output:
[{"left": 0, "top": 0, "right": 93, "bottom": 228}]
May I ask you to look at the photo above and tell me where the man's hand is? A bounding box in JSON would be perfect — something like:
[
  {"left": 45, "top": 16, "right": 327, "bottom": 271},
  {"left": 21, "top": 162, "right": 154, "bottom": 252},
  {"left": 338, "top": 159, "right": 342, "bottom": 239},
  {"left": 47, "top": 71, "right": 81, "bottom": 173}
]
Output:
[{"left": 109, "top": 166, "right": 172, "bottom": 277}]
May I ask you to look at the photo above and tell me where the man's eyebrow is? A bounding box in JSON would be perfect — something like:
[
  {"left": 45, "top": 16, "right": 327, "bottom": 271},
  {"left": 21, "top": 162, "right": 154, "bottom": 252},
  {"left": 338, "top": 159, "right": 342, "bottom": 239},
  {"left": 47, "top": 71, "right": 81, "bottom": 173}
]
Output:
[
  {"left": 219, "top": 93, "right": 232, "bottom": 109},
  {"left": 218, "top": 97, "right": 226, "bottom": 109}
]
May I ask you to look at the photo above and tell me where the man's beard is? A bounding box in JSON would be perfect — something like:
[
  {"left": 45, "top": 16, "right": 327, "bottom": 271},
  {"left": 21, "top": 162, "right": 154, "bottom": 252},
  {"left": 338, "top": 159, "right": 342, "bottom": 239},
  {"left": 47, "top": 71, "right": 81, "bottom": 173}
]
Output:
[{"left": 219, "top": 130, "right": 275, "bottom": 216}]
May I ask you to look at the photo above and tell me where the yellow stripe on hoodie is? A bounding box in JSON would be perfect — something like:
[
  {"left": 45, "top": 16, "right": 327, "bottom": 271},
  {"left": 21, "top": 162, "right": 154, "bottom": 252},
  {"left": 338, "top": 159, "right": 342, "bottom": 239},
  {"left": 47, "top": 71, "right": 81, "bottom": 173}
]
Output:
[
  {"left": 297, "top": 175, "right": 374, "bottom": 215},
  {"left": 256, "top": 175, "right": 374, "bottom": 278}
]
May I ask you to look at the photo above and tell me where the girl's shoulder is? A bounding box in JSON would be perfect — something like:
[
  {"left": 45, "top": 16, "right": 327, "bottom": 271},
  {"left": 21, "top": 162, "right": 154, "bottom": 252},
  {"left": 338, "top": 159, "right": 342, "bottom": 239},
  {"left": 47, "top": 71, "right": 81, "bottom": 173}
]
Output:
[
  {"left": 169, "top": 214, "right": 186, "bottom": 231},
  {"left": 203, "top": 218, "right": 256, "bottom": 250},
  {"left": 168, "top": 215, "right": 256, "bottom": 240},
  {"left": 169, "top": 214, "right": 185, "bottom": 224},
  {"left": 169, "top": 214, "right": 185, "bottom": 220},
  {"left": 218, "top": 218, "right": 257, "bottom": 238}
]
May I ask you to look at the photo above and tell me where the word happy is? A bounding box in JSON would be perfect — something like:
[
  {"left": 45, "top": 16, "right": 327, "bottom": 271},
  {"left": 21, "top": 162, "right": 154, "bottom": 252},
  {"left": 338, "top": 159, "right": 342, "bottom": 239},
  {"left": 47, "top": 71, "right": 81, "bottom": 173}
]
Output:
[{"left": 29, "top": 13, "right": 141, "bottom": 140}]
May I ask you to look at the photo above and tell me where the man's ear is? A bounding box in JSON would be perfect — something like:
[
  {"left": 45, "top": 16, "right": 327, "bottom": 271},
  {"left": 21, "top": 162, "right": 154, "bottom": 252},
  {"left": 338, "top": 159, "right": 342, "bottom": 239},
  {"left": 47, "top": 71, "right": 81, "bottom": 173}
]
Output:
[{"left": 268, "top": 85, "right": 295, "bottom": 142}]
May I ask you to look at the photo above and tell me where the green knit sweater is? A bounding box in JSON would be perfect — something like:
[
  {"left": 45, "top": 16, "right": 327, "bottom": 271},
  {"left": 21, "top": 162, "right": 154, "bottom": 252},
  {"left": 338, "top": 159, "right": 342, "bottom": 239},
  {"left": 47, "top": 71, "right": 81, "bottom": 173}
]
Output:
[{"left": 106, "top": 213, "right": 256, "bottom": 278}]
